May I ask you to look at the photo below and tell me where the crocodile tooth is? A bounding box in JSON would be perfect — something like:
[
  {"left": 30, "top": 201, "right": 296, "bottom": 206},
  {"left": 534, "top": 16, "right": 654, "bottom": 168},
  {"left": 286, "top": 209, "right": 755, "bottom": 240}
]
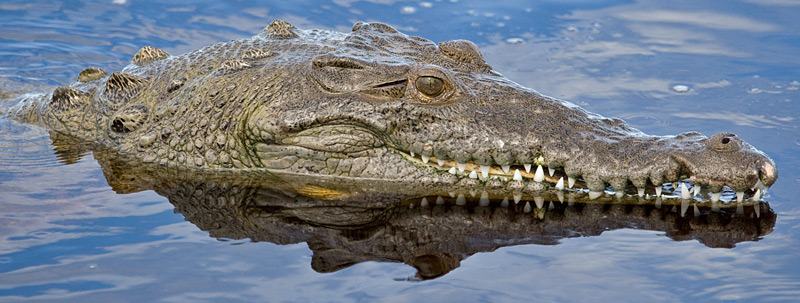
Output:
[
  {"left": 468, "top": 171, "right": 478, "bottom": 179},
  {"left": 752, "top": 179, "right": 762, "bottom": 191},
  {"left": 693, "top": 185, "right": 701, "bottom": 196},
  {"left": 479, "top": 191, "right": 490, "bottom": 206},
  {"left": 410, "top": 151, "right": 415, "bottom": 157},
  {"left": 637, "top": 187, "right": 645, "bottom": 197},
  {"left": 681, "top": 183, "right": 691, "bottom": 199},
  {"left": 736, "top": 191, "right": 744, "bottom": 202},
  {"left": 548, "top": 167, "right": 555, "bottom": 177},
  {"left": 567, "top": 176, "right": 576, "bottom": 188},
  {"left": 615, "top": 191, "right": 624, "bottom": 198},
  {"left": 449, "top": 192, "right": 455, "bottom": 198},
  {"left": 711, "top": 192, "right": 721, "bottom": 202},
  {"left": 557, "top": 191, "right": 564, "bottom": 203},
  {"left": 694, "top": 205, "right": 701, "bottom": 217},
  {"left": 524, "top": 164, "right": 532, "bottom": 173},
  {"left": 421, "top": 155, "right": 429, "bottom": 164},
  {"left": 501, "top": 165, "right": 510, "bottom": 174},
  {"left": 754, "top": 204, "right": 761, "bottom": 218},
  {"left": 523, "top": 202, "right": 532, "bottom": 213},
  {"left": 655, "top": 186, "right": 663, "bottom": 197},
  {"left": 448, "top": 167, "right": 457, "bottom": 174},
  {"left": 501, "top": 197, "right": 509, "bottom": 207},
  {"left": 420, "top": 197, "right": 429, "bottom": 207},
  {"left": 588, "top": 191, "right": 602, "bottom": 199},
  {"left": 457, "top": 162, "right": 466, "bottom": 172},
  {"left": 753, "top": 188, "right": 762, "bottom": 202},
  {"left": 533, "top": 165, "right": 544, "bottom": 182},
  {"left": 436, "top": 196, "right": 445, "bottom": 205},
  {"left": 534, "top": 197, "right": 544, "bottom": 209},
  {"left": 409, "top": 203, "right": 414, "bottom": 209},
  {"left": 555, "top": 177, "right": 564, "bottom": 190},
  {"left": 456, "top": 194, "right": 466, "bottom": 205},
  {"left": 513, "top": 194, "right": 521, "bottom": 204},
  {"left": 480, "top": 165, "right": 490, "bottom": 179},
  {"left": 512, "top": 169, "right": 523, "bottom": 181},
  {"left": 437, "top": 158, "right": 445, "bottom": 166}
]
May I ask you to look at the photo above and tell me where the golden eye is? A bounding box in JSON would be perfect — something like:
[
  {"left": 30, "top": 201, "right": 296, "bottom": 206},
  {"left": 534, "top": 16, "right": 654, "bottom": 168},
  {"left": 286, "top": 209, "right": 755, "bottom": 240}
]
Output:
[{"left": 415, "top": 76, "right": 445, "bottom": 98}]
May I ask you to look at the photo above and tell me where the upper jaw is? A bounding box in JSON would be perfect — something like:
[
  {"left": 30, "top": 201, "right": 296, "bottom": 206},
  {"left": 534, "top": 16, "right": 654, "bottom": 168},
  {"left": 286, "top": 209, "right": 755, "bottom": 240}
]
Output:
[{"left": 397, "top": 140, "right": 774, "bottom": 203}]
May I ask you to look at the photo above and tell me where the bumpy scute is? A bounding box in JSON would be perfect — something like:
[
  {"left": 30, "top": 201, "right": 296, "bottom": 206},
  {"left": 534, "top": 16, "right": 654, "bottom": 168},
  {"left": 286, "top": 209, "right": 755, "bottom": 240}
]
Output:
[
  {"left": 77, "top": 67, "right": 108, "bottom": 82},
  {"left": 132, "top": 46, "right": 169, "bottom": 66},
  {"left": 260, "top": 20, "right": 298, "bottom": 39},
  {"left": 103, "top": 72, "right": 145, "bottom": 108},
  {"left": 111, "top": 105, "right": 148, "bottom": 133},
  {"left": 50, "top": 86, "right": 88, "bottom": 111},
  {"left": 438, "top": 40, "right": 491, "bottom": 70}
]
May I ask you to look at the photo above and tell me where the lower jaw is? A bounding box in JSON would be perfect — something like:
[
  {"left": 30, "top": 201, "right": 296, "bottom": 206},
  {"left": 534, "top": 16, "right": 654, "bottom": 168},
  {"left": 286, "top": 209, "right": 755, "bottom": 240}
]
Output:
[{"left": 399, "top": 151, "right": 767, "bottom": 203}]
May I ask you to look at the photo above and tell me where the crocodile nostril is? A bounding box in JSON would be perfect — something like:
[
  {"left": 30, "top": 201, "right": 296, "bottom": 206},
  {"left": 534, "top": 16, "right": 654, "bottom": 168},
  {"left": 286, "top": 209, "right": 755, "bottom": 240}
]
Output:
[{"left": 721, "top": 137, "right": 730, "bottom": 144}]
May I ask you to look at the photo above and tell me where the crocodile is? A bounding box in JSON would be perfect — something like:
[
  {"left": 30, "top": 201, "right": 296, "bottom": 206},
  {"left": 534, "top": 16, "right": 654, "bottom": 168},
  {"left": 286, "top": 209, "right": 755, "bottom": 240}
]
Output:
[{"left": 2, "top": 20, "right": 777, "bottom": 202}]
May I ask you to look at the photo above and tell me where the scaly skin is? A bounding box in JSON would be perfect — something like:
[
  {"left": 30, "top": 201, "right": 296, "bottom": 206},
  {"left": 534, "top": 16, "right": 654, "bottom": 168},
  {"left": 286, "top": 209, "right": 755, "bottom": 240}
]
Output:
[{"left": 3, "top": 20, "right": 777, "bottom": 201}]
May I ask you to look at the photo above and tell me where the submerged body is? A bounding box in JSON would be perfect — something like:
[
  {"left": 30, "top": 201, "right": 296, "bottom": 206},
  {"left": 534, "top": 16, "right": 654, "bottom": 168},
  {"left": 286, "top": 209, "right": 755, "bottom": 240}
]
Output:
[{"left": 3, "top": 20, "right": 777, "bottom": 201}]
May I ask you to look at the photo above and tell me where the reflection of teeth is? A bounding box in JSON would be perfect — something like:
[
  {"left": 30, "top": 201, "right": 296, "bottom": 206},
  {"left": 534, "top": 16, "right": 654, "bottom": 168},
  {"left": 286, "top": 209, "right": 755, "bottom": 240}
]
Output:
[
  {"left": 513, "top": 194, "right": 521, "bottom": 204},
  {"left": 420, "top": 197, "right": 429, "bottom": 207},
  {"left": 436, "top": 196, "right": 445, "bottom": 205},
  {"left": 456, "top": 194, "right": 466, "bottom": 205},
  {"left": 523, "top": 201, "right": 532, "bottom": 213},
  {"left": 479, "top": 191, "right": 490, "bottom": 206},
  {"left": 534, "top": 197, "right": 544, "bottom": 209}
]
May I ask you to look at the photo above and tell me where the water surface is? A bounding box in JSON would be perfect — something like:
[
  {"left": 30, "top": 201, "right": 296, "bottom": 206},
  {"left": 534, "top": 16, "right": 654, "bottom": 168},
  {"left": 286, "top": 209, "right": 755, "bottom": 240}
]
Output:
[{"left": 1, "top": 0, "right": 800, "bottom": 302}]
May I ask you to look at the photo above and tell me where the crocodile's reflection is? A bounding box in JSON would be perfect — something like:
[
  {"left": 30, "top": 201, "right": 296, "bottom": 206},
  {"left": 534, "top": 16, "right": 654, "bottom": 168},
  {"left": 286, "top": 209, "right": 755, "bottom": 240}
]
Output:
[{"left": 70, "top": 133, "right": 775, "bottom": 280}]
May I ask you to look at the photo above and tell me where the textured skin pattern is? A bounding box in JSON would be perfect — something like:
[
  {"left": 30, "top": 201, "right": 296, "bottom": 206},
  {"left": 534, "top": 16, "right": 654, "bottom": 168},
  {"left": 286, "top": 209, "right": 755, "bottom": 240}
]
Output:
[{"left": 5, "top": 20, "right": 777, "bottom": 197}]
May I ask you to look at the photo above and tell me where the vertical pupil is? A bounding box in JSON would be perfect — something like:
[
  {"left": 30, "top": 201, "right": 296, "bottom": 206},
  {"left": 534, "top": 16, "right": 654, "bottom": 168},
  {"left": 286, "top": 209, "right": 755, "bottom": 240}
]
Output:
[{"left": 416, "top": 76, "right": 444, "bottom": 97}]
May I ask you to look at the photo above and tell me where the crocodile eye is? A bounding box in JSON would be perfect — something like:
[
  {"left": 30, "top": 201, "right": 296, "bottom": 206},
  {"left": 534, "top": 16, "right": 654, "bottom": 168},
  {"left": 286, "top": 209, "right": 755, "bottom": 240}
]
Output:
[{"left": 415, "top": 76, "right": 445, "bottom": 98}]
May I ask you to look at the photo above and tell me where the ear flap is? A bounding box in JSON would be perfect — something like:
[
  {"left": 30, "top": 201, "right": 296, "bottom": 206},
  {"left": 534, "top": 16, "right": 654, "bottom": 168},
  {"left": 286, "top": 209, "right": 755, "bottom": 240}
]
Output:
[{"left": 438, "top": 40, "right": 492, "bottom": 71}]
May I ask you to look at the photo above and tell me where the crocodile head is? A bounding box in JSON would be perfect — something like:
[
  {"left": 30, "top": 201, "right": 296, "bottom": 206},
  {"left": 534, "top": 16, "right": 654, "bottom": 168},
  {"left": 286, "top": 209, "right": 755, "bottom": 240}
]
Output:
[{"left": 246, "top": 22, "right": 776, "bottom": 199}]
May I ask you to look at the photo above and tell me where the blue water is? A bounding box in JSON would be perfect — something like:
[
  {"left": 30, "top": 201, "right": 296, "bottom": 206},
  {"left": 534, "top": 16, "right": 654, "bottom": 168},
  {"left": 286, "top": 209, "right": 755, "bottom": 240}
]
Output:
[{"left": 1, "top": 0, "right": 800, "bottom": 302}]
